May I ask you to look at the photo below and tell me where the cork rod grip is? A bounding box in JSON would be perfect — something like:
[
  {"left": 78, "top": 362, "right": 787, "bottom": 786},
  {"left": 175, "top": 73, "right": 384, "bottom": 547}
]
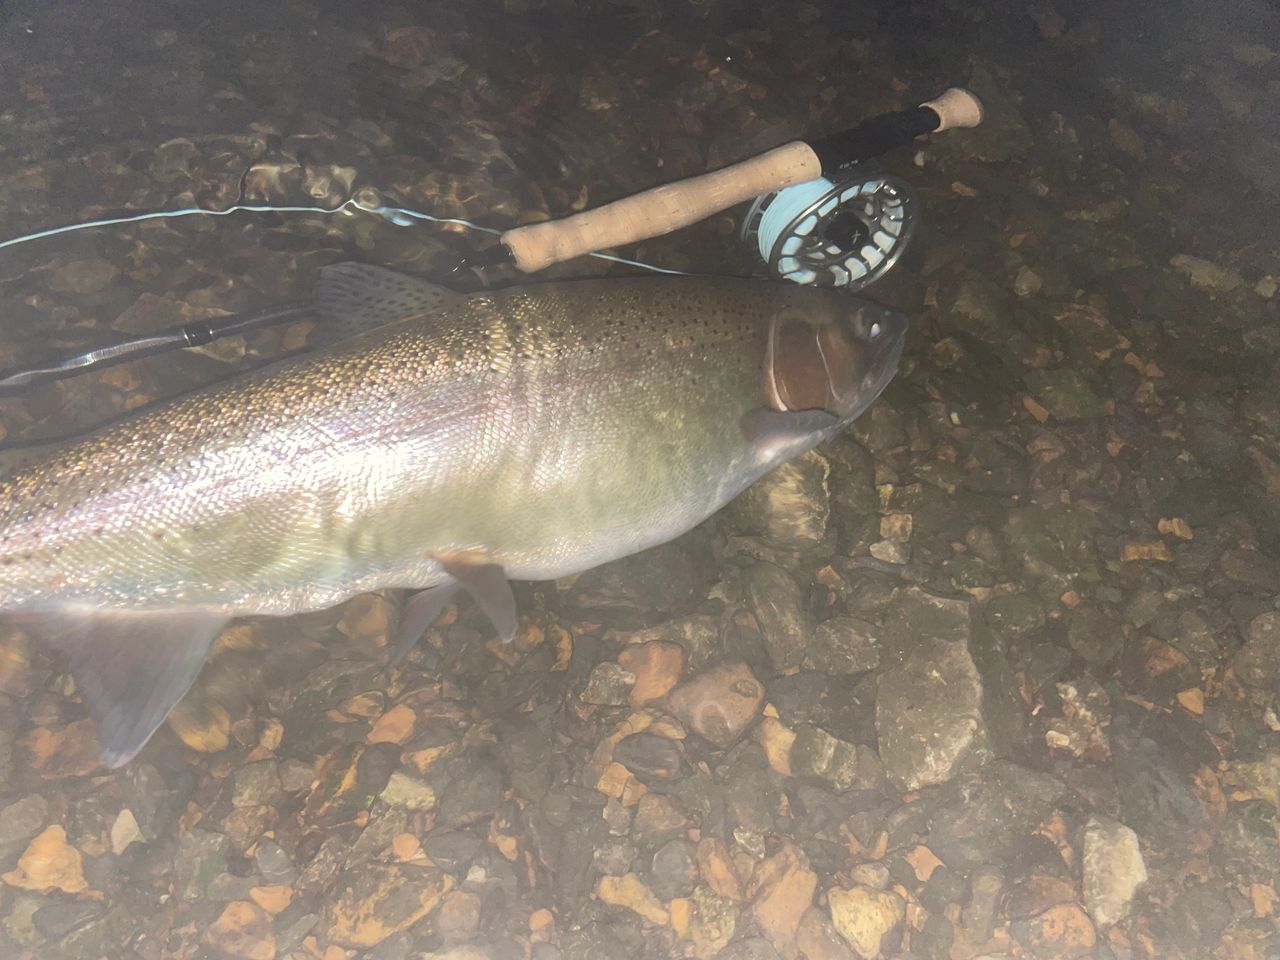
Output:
[{"left": 501, "top": 141, "right": 822, "bottom": 273}]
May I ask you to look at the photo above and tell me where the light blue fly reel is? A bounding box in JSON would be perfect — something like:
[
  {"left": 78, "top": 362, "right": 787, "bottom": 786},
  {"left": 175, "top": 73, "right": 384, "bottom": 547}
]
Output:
[{"left": 741, "top": 171, "right": 916, "bottom": 290}]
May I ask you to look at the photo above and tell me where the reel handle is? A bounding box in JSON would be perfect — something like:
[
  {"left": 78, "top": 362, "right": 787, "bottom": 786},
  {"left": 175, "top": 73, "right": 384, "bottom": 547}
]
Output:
[
  {"left": 499, "top": 87, "right": 983, "bottom": 274},
  {"left": 920, "top": 87, "right": 985, "bottom": 131}
]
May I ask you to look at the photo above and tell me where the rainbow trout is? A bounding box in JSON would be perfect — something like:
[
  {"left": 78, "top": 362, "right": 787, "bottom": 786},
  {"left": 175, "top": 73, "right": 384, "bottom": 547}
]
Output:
[{"left": 0, "top": 263, "right": 906, "bottom": 766}]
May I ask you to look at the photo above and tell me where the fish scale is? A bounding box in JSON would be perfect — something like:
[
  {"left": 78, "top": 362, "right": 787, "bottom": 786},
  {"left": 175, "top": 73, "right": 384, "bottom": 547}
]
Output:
[{"left": 0, "top": 262, "right": 906, "bottom": 767}]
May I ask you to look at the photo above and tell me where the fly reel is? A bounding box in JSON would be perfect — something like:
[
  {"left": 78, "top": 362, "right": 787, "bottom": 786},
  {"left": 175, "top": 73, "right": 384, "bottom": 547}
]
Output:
[{"left": 741, "top": 170, "right": 916, "bottom": 289}]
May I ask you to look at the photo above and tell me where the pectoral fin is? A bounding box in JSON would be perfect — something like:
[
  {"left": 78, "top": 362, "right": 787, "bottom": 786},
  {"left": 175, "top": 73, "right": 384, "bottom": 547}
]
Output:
[
  {"left": 439, "top": 558, "right": 518, "bottom": 643},
  {"left": 24, "top": 608, "right": 229, "bottom": 768},
  {"left": 741, "top": 409, "right": 841, "bottom": 462}
]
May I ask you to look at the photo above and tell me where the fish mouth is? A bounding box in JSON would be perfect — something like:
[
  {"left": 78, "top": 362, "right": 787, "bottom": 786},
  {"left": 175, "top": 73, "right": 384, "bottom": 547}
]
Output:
[{"left": 845, "top": 307, "right": 908, "bottom": 422}]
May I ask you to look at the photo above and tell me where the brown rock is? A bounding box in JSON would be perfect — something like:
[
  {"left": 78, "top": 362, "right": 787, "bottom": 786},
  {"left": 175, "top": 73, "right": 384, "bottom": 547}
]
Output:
[
  {"left": 667, "top": 659, "right": 765, "bottom": 748},
  {"left": 304, "top": 744, "right": 399, "bottom": 827},
  {"left": 249, "top": 884, "right": 294, "bottom": 915},
  {"left": 337, "top": 594, "right": 395, "bottom": 646},
  {"left": 673, "top": 886, "right": 738, "bottom": 957},
  {"left": 205, "top": 901, "right": 276, "bottom": 960},
  {"left": 2, "top": 825, "right": 88, "bottom": 894},
  {"left": 596, "top": 873, "right": 669, "bottom": 925},
  {"left": 368, "top": 703, "right": 417, "bottom": 745},
  {"left": 167, "top": 697, "right": 232, "bottom": 755},
  {"left": 748, "top": 844, "right": 817, "bottom": 950},
  {"left": 438, "top": 890, "right": 482, "bottom": 945},
  {"left": 327, "top": 862, "right": 453, "bottom": 947},
  {"left": 1013, "top": 901, "right": 1097, "bottom": 958},
  {"left": 619, "top": 640, "right": 686, "bottom": 707},
  {"left": 339, "top": 691, "right": 386, "bottom": 719},
  {"left": 20, "top": 718, "right": 103, "bottom": 779},
  {"left": 828, "top": 884, "right": 905, "bottom": 958},
  {"left": 696, "top": 837, "right": 743, "bottom": 901},
  {"left": 755, "top": 716, "right": 796, "bottom": 777},
  {"left": 797, "top": 905, "right": 855, "bottom": 960}
]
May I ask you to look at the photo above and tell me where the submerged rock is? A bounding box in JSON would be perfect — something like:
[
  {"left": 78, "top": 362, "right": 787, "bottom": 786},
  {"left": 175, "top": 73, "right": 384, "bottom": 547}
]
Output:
[
  {"left": 875, "top": 589, "right": 991, "bottom": 789},
  {"left": 667, "top": 659, "right": 765, "bottom": 749},
  {"left": 1082, "top": 815, "right": 1148, "bottom": 928}
]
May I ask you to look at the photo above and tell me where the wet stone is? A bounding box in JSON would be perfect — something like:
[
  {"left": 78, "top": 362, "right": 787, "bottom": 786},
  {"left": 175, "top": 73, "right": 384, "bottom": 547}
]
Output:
[
  {"left": 297, "top": 836, "right": 346, "bottom": 893},
  {"left": 1111, "top": 702, "right": 1225, "bottom": 852},
  {"left": 648, "top": 838, "right": 697, "bottom": 901},
  {"left": 749, "top": 843, "right": 817, "bottom": 950},
  {"left": 632, "top": 793, "right": 690, "bottom": 848},
  {"left": 252, "top": 838, "right": 295, "bottom": 885},
  {"left": 849, "top": 862, "right": 891, "bottom": 891},
  {"left": 593, "top": 838, "right": 637, "bottom": 877},
  {"left": 986, "top": 592, "right": 1047, "bottom": 637},
  {"left": 1066, "top": 604, "right": 1123, "bottom": 666},
  {"left": 1233, "top": 611, "right": 1280, "bottom": 689},
  {"left": 326, "top": 861, "right": 453, "bottom": 948},
  {"left": 205, "top": 900, "right": 275, "bottom": 960},
  {"left": 565, "top": 542, "right": 703, "bottom": 624},
  {"left": 796, "top": 906, "right": 855, "bottom": 960},
  {"left": 48, "top": 258, "right": 120, "bottom": 295},
  {"left": 109, "top": 809, "right": 143, "bottom": 855},
  {"left": 32, "top": 900, "right": 105, "bottom": 940},
  {"left": 876, "top": 589, "right": 989, "bottom": 789},
  {"left": 715, "top": 937, "right": 784, "bottom": 960},
  {"left": 303, "top": 743, "right": 400, "bottom": 827},
  {"left": 961, "top": 866, "right": 1004, "bottom": 944},
  {"left": 440, "top": 757, "right": 504, "bottom": 827},
  {"left": 1009, "top": 901, "right": 1096, "bottom": 959},
  {"left": 597, "top": 872, "right": 669, "bottom": 925},
  {"left": 381, "top": 770, "right": 437, "bottom": 811},
  {"left": 581, "top": 661, "right": 635, "bottom": 706},
  {"left": 618, "top": 640, "right": 685, "bottom": 706},
  {"left": 790, "top": 725, "right": 860, "bottom": 792},
  {"left": 424, "top": 831, "right": 482, "bottom": 873},
  {"left": 1024, "top": 369, "right": 1106, "bottom": 421},
  {"left": 1082, "top": 815, "right": 1147, "bottom": 929},
  {"left": 208, "top": 871, "right": 259, "bottom": 902},
  {"left": 827, "top": 884, "right": 906, "bottom": 959},
  {"left": 1221, "top": 548, "right": 1280, "bottom": 592},
  {"left": 177, "top": 828, "right": 231, "bottom": 902},
  {"left": 767, "top": 672, "right": 876, "bottom": 744},
  {"left": 668, "top": 659, "right": 765, "bottom": 748},
  {"left": 727, "top": 449, "right": 830, "bottom": 548},
  {"left": 437, "top": 889, "right": 481, "bottom": 945},
  {"left": 232, "top": 759, "right": 285, "bottom": 807},
  {"left": 1045, "top": 679, "right": 1111, "bottom": 759},
  {"left": 926, "top": 762, "right": 1068, "bottom": 870},
  {"left": 1002, "top": 505, "right": 1102, "bottom": 593},
  {"left": 612, "top": 733, "right": 685, "bottom": 783},
  {"left": 0, "top": 794, "right": 48, "bottom": 859},
  {"left": 740, "top": 561, "right": 812, "bottom": 671},
  {"left": 803, "top": 617, "right": 882, "bottom": 675}
]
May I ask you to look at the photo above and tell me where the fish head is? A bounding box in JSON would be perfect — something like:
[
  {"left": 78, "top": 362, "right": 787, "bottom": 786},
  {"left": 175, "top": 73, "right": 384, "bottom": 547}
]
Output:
[{"left": 763, "top": 290, "right": 908, "bottom": 424}]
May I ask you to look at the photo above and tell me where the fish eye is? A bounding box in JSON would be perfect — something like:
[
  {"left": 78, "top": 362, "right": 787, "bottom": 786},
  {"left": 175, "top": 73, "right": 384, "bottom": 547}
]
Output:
[{"left": 869, "top": 322, "right": 882, "bottom": 339}]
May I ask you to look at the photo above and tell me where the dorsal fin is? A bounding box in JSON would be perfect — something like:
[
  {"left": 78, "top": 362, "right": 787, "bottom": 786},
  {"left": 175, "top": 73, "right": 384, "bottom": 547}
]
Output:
[{"left": 312, "top": 262, "right": 458, "bottom": 344}]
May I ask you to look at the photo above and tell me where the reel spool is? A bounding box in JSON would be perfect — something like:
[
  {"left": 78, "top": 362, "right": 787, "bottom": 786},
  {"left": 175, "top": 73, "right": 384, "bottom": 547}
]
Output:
[{"left": 741, "top": 170, "right": 916, "bottom": 289}]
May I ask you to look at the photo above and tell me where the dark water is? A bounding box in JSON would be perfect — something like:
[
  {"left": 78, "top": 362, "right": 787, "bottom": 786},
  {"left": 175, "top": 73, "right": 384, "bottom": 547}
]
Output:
[{"left": 0, "top": 1, "right": 1278, "bottom": 958}]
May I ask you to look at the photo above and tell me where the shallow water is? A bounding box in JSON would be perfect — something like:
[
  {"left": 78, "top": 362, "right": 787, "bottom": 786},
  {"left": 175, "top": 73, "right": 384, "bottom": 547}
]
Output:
[{"left": 1, "top": 1, "right": 1278, "bottom": 958}]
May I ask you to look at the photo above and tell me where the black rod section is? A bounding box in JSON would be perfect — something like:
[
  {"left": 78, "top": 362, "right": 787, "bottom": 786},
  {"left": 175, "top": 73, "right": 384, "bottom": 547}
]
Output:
[{"left": 808, "top": 105, "right": 943, "bottom": 173}]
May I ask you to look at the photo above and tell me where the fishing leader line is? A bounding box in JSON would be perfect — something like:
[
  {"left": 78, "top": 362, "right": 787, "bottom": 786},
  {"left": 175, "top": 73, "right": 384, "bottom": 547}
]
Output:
[{"left": 0, "top": 197, "right": 695, "bottom": 277}]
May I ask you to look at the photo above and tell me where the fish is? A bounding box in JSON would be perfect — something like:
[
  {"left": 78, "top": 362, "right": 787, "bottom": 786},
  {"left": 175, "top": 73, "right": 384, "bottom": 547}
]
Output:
[{"left": 0, "top": 263, "right": 907, "bottom": 767}]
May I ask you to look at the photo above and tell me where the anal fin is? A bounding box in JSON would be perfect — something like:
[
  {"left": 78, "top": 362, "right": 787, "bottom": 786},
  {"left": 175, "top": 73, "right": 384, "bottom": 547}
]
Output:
[
  {"left": 389, "top": 583, "right": 460, "bottom": 665},
  {"left": 24, "top": 607, "right": 229, "bottom": 768},
  {"left": 439, "top": 558, "right": 518, "bottom": 643}
]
